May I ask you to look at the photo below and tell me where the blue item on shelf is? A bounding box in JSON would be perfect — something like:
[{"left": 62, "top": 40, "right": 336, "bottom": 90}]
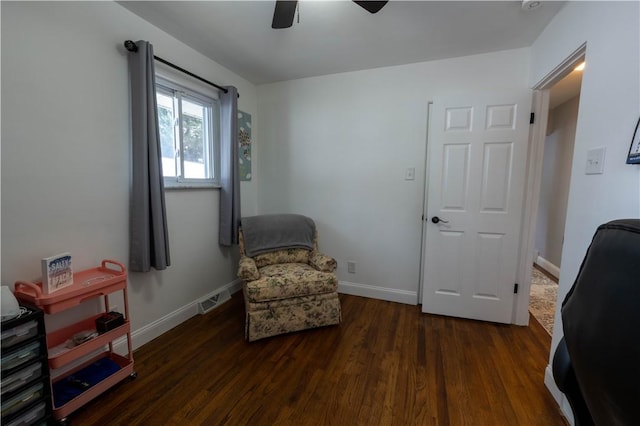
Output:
[{"left": 53, "top": 357, "right": 120, "bottom": 407}]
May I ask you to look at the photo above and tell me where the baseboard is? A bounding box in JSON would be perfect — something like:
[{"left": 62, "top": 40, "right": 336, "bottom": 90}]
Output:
[
  {"left": 544, "top": 365, "right": 563, "bottom": 406},
  {"left": 545, "top": 364, "right": 574, "bottom": 425},
  {"left": 535, "top": 255, "right": 560, "bottom": 279},
  {"left": 113, "top": 279, "right": 243, "bottom": 355},
  {"left": 338, "top": 281, "right": 417, "bottom": 305}
]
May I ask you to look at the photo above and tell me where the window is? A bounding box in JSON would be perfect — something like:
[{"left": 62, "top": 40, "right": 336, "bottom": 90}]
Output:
[{"left": 156, "top": 77, "right": 220, "bottom": 187}]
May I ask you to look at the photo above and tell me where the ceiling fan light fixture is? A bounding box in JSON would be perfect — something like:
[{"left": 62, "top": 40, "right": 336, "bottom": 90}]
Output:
[
  {"left": 522, "top": 0, "right": 542, "bottom": 11},
  {"left": 271, "top": 0, "right": 388, "bottom": 29}
]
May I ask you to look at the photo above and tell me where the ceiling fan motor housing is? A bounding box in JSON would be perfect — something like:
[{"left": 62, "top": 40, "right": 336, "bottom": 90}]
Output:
[{"left": 272, "top": 1, "right": 389, "bottom": 29}]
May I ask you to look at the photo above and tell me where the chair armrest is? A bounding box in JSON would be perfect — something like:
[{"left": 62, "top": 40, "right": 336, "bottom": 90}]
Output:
[
  {"left": 238, "top": 256, "right": 260, "bottom": 281},
  {"left": 552, "top": 337, "right": 572, "bottom": 393},
  {"left": 552, "top": 337, "right": 593, "bottom": 425},
  {"left": 310, "top": 252, "right": 337, "bottom": 272}
]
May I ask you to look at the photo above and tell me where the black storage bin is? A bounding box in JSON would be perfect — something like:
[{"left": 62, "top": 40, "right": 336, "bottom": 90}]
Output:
[{"left": 1, "top": 304, "right": 52, "bottom": 425}]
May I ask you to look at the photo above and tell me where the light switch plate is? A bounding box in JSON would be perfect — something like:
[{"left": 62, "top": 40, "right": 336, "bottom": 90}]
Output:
[
  {"left": 405, "top": 167, "right": 415, "bottom": 181},
  {"left": 585, "top": 147, "right": 606, "bottom": 175}
]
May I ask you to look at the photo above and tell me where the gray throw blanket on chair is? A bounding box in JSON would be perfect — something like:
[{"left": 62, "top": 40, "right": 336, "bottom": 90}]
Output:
[{"left": 241, "top": 214, "right": 316, "bottom": 257}]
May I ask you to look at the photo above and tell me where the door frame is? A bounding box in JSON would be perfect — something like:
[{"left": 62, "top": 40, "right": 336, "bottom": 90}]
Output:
[
  {"left": 417, "top": 101, "right": 433, "bottom": 304},
  {"left": 512, "top": 43, "right": 587, "bottom": 325}
]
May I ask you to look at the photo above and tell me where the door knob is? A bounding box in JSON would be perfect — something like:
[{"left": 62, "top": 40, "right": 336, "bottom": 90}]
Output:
[{"left": 431, "top": 216, "right": 449, "bottom": 224}]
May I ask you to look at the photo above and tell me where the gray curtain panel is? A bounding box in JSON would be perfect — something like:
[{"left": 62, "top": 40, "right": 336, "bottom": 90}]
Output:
[
  {"left": 127, "top": 40, "right": 171, "bottom": 272},
  {"left": 219, "top": 86, "right": 241, "bottom": 246}
]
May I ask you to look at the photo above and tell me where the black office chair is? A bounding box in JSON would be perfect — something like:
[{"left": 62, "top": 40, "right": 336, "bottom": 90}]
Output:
[{"left": 553, "top": 219, "right": 640, "bottom": 426}]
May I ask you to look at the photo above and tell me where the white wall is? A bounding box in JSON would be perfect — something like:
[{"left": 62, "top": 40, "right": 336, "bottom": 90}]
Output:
[
  {"left": 535, "top": 96, "right": 579, "bottom": 269},
  {"left": 257, "top": 48, "right": 531, "bottom": 303},
  {"left": 1, "top": 2, "right": 258, "bottom": 344},
  {"left": 529, "top": 0, "right": 640, "bottom": 419}
]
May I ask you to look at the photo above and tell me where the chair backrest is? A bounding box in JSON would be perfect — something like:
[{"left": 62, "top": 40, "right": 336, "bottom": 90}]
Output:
[
  {"left": 238, "top": 229, "right": 319, "bottom": 268},
  {"left": 560, "top": 219, "right": 640, "bottom": 425}
]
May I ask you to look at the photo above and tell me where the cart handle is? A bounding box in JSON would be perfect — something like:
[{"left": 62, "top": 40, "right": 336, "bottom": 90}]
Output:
[
  {"left": 14, "top": 281, "right": 43, "bottom": 298},
  {"left": 101, "top": 259, "right": 126, "bottom": 275}
]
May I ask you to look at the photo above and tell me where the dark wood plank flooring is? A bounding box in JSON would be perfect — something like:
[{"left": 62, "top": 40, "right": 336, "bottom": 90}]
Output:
[{"left": 70, "top": 293, "right": 566, "bottom": 425}]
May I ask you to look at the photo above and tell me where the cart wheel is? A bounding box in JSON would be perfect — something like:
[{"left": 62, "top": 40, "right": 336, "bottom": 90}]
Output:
[{"left": 130, "top": 371, "right": 138, "bottom": 380}]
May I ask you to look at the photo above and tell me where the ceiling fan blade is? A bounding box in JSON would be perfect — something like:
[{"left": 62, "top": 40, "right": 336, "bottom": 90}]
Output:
[
  {"left": 272, "top": 1, "right": 298, "bottom": 29},
  {"left": 353, "top": 1, "right": 388, "bottom": 14}
]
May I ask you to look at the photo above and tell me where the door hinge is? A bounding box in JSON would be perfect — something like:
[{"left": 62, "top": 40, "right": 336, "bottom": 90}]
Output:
[
  {"left": 514, "top": 283, "right": 519, "bottom": 294},
  {"left": 530, "top": 113, "right": 535, "bottom": 124}
]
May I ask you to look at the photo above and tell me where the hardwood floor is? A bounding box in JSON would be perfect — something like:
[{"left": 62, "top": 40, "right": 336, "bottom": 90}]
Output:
[{"left": 70, "top": 293, "right": 566, "bottom": 425}]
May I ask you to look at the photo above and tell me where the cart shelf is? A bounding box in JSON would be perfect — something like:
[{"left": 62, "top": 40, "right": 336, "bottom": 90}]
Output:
[
  {"left": 46, "top": 315, "right": 130, "bottom": 369},
  {"left": 14, "top": 260, "right": 127, "bottom": 314},
  {"left": 51, "top": 352, "right": 134, "bottom": 420}
]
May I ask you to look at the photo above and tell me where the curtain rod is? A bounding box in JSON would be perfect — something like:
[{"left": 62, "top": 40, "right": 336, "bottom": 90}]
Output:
[{"left": 124, "top": 40, "right": 238, "bottom": 98}]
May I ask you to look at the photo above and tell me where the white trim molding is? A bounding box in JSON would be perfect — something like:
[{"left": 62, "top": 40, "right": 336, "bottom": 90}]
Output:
[
  {"left": 339, "top": 281, "right": 417, "bottom": 305},
  {"left": 545, "top": 364, "right": 574, "bottom": 425},
  {"left": 114, "top": 279, "right": 243, "bottom": 354},
  {"left": 535, "top": 255, "right": 560, "bottom": 279}
]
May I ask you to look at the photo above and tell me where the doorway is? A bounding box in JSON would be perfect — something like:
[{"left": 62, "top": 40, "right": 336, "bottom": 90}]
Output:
[
  {"left": 529, "top": 67, "right": 584, "bottom": 334},
  {"left": 528, "top": 67, "right": 582, "bottom": 334}
]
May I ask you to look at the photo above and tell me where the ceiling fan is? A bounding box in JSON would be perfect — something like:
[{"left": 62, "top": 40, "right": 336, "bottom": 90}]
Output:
[{"left": 272, "top": 1, "right": 389, "bottom": 29}]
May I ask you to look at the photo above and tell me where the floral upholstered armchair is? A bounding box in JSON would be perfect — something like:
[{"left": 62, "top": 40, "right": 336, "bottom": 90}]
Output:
[{"left": 238, "top": 214, "right": 342, "bottom": 342}]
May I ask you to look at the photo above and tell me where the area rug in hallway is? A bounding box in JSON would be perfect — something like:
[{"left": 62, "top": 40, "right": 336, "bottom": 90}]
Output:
[{"left": 529, "top": 266, "right": 558, "bottom": 335}]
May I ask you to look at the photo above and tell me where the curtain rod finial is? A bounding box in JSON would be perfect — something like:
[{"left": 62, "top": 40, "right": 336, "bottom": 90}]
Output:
[{"left": 124, "top": 40, "right": 138, "bottom": 52}]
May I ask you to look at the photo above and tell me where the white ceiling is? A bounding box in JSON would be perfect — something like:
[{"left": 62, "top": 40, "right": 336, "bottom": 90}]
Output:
[{"left": 120, "top": 1, "right": 565, "bottom": 85}]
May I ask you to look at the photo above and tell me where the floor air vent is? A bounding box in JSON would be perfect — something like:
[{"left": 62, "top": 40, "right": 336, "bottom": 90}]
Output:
[{"left": 198, "top": 289, "right": 231, "bottom": 315}]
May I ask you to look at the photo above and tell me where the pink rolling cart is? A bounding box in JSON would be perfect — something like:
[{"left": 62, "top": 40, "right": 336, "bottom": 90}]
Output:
[{"left": 15, "top": 259, "right": 136, "bottom": 425}]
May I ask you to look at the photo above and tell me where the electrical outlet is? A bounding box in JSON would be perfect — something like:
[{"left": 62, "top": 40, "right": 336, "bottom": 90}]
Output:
[{"left": 347, "top": 261, "right": 356, "bottom": 274}]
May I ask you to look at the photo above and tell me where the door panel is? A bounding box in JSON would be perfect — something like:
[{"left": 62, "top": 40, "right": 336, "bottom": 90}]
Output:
[
  {"left": 481, "top": 142, "right": 512, "bottom": 211},
  {"left": 422, "top": 91, "right": 531, "bottom": 323},
  {"left": 474, "top": 232, "right": 504, "bottom": 299},
  {"left": 442, "top": 144, "right": 470, "bottom": 210},
  {"left": 435, "top": 230, "right": 465, "bottom": 295}
]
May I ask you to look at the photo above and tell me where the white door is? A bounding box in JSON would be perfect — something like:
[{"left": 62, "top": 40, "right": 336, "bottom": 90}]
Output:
[{"left": 421, "top": 91, "right": 531, "bottom": 323}]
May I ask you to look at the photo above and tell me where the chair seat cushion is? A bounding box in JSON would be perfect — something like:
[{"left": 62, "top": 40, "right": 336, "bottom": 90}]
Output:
[{"left": 245, "top": 263, "right": 338, "bottom": 303}]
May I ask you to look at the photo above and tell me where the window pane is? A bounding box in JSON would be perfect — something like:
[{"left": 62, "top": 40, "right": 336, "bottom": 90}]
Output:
[
  {"left": 181, "top": 98, "right": 207, "bottom": 180},
  {"left": 156, "top": 92, "right": 177, "bottom": 177},
  {"left": 155, "top": 77, "right": 219, "bottom": 186}
]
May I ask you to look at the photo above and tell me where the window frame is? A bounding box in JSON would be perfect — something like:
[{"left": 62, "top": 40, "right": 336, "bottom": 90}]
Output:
[{"left": 155, "top": 76, "right": 221, "bottom": 189}]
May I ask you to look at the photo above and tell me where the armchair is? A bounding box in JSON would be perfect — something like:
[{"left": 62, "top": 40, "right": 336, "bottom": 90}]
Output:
[
  {"left": 552, "top": 219, "right": 640, "bottom": 425},
  {"left": 237, "top": 214, "right": 342, "bottom": 342}
]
